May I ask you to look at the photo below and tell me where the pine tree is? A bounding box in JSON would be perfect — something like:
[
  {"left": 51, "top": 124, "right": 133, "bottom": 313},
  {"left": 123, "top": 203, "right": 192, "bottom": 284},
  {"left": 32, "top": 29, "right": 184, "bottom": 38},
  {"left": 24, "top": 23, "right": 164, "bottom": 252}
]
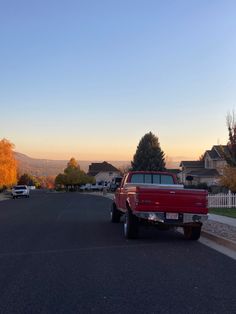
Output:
[{"left": 131, "top": 132, "right": 166, "bottom": 171}]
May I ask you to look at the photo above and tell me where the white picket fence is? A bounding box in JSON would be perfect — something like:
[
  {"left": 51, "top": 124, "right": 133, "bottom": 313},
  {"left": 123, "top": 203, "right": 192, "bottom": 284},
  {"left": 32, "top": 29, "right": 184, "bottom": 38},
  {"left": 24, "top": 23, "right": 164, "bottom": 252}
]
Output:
[{"left": 208, "top": 191, "right": 236, "bottom": 208}]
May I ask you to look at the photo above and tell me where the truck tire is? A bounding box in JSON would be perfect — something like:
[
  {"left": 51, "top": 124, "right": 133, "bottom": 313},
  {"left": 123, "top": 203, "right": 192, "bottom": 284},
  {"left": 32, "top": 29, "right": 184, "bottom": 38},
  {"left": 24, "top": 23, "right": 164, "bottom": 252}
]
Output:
[
  {"left": 184, "top": 225, "right": 202, "bottom": 240},
  {"left": 110, "top": 203, "right": 121, "bottom": 223},
  {"left": 124, "top": 209, "right": 139, "bottom": 239}
]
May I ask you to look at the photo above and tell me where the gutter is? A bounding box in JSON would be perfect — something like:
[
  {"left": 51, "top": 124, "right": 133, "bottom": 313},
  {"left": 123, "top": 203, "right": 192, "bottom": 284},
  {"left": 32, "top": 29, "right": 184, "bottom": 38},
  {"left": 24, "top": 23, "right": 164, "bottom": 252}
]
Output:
[{"left": 201, "top": 230, "right": 236, "bottom": 252}]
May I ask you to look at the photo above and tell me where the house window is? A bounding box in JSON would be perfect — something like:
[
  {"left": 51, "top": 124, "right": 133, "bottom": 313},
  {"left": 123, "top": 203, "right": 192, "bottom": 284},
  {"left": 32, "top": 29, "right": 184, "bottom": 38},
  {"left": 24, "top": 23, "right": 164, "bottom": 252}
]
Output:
[{"left": 205, "top": 158, "right": 210, "bottom": 168}]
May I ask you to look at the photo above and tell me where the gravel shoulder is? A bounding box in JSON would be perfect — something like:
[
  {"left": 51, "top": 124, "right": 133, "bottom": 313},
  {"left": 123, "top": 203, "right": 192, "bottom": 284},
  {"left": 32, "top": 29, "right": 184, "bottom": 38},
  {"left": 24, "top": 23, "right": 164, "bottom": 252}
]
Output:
[{"left": 202, "top": 219, "right": 236, "bottom": 245}]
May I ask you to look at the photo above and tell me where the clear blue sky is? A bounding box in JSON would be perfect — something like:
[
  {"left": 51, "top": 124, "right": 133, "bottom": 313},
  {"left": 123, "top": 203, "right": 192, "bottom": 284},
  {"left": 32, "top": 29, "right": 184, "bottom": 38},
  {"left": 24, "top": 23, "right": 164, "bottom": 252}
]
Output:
[{"left": 0, "top": 0, "right": 234, "bottom": 162}]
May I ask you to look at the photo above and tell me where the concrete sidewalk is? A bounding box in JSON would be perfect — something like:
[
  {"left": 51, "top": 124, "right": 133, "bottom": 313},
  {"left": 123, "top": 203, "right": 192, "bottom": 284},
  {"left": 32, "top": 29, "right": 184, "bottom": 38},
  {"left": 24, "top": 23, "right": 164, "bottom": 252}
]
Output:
[{"left": 208, "top": 213, "right": 236, "bottom": 227}]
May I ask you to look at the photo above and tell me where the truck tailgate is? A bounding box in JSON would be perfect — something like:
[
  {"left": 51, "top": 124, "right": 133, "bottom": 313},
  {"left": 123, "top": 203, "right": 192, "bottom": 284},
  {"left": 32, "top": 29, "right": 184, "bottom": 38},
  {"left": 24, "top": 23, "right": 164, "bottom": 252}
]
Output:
[{"left": 135, "top": 187, "right": 208, "bottom": 214}]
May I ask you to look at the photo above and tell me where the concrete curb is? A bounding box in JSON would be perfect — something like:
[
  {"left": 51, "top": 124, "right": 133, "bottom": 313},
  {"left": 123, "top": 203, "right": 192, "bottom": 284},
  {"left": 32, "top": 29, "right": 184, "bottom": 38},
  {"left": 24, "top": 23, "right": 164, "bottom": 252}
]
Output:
[
  {"left": 0, "top": 193, "right": 11, "bottom": 201},
  {"left": 101, "top": 193, "right": 114, "bottom": 200},
  {"left": 201, "top": 230, "right": 236, "bottom": 252},
  {"left": 82, "top": 192, "right": 114, "bottom": 200}
]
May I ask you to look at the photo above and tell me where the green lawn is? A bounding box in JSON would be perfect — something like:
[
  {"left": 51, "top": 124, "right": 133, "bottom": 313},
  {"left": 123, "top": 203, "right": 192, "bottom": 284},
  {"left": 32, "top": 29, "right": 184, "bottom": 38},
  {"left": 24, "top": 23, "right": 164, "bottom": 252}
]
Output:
[{"left": 209, "top": 208, "right": 236, "bottom": 219}]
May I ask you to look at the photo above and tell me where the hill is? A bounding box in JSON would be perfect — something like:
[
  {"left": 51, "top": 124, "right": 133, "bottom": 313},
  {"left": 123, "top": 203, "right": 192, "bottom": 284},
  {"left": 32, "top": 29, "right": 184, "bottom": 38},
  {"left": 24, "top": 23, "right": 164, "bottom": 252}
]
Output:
[{"left": 14, "top": 152, "right": 130, "bottom": 177}]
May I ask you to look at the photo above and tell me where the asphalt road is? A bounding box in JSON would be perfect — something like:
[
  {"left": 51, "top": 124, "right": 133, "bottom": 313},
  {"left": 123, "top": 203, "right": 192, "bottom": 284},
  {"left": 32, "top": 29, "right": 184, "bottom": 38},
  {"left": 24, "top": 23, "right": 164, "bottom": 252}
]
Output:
[{"left": 0, "top": 191, "right": 235, "bottom": 314}]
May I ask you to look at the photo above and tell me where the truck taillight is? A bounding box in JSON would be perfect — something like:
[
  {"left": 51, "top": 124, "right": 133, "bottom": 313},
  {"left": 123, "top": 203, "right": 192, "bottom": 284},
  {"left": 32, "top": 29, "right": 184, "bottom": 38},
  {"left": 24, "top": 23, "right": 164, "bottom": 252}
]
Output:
[{"left": 135, "top": 194, "right": 152, "bottom": 205}]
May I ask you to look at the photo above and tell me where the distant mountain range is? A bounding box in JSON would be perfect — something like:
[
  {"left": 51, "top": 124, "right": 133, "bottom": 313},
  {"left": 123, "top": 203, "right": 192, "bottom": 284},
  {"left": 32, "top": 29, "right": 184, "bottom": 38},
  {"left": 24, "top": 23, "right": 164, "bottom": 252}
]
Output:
[
  {"left": 14, "top": 152, "right": 131, "bottom": 177},
  {"left": 14, "top": 152, "right": 180, "bottom": 177}
]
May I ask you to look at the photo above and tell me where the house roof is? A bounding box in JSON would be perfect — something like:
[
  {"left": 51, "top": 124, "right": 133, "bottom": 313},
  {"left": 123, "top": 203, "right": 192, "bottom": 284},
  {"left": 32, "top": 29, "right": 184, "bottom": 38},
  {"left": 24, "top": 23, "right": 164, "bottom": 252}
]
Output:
[
  {"left": 205, "top": 149, "right": 219, "bottom": 159},
  {"left": 205, "top": 145, "right": 230, "bottom": 160},
  {"left": 180, "top": 161, "right": 204, "bottom": 168},
  {"left": 187, "top": 168, "right": 220, "bottom": 177},
  {"left": 88, "top": 161, "right": 119, "bottom": 176}
]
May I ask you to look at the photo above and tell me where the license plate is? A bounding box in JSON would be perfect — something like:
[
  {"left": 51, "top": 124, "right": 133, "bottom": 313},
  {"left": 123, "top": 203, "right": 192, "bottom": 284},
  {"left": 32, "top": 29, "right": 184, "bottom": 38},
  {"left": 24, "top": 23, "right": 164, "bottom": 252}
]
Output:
[{"left": 166, "top": 213, "right": 179, "bottom": 220}]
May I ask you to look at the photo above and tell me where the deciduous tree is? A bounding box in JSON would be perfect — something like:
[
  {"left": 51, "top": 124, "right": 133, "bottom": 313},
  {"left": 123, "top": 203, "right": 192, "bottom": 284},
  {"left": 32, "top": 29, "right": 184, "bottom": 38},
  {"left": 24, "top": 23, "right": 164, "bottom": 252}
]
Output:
[
  {"left": 220, "top": 166, "right": 236, "bottom": 192},
  {"left": 0, "top": 138, "right": 17, "bottom": 189},
  {"left": 223, "top": 111, "right": 236, "bottom": 166},
  {"left": 55, "top": 157, "right": 94, "bottom": 189},
  {"left": 55, "top": 173, "right": 66, "bottom": 186},
  {"left": 219, "top": 111, "right": 236, "bottom": 192},
  {"left": 37, "top": 176, "right": 55, "bottom": 189},
  {"left": 18, "top": 173, "right": 40, "bottom": 187},
  {"left": 65, "top": 158, "right": 80, "bottom": 172}
]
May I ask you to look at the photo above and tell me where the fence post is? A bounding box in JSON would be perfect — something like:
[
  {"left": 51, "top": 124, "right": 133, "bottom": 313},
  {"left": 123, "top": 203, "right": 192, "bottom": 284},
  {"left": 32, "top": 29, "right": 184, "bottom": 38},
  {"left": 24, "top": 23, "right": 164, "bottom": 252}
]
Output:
[{"left": 228, "top": 190, "right": 232, "bottom": 208}]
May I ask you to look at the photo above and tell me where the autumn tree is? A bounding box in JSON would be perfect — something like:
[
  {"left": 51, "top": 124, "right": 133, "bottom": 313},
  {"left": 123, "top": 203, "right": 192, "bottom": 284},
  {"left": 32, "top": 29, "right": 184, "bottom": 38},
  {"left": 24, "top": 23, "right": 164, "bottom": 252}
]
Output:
[
  {"left": 44, "top": 176, "right": 55, "bottom": 189},
  {"left": 220, "top": 166, "right": 236, "bottom": 192},
  {"left": 223, "top": 111, "right": 236, "bottom": 166},
  {"left": 214, "top": 111, "right": 236, "bottom": 191},
  {"left": 55, "top": 157, "right": 94, "bottom": 190},
  {"left": 55, "top": 173, "right": 66, "bottom": 186},
  {"left": 0, "top": 138, "right": 17, "bottom": 189},
  {"left": 37, "top": 176, "right": 56, "bottom": 189},
  {"left": 219, "top": 111, "right": 236, "bottom": 191},
  {"left": 18, "top": 173, "right": 40, "bottom": 187},
  {"left": 131, "top": 132, "right": 166, "bottom": 171},
  {"left": 65, "top": 158, "right": 80, "bottom": 172}
]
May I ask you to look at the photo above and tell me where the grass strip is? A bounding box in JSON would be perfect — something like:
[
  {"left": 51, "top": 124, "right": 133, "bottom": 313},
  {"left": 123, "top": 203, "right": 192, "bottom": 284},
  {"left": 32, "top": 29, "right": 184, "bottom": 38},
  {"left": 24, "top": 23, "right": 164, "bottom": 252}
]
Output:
[{"left": 209, "top": 208, "right": 236, "bottom": 219}]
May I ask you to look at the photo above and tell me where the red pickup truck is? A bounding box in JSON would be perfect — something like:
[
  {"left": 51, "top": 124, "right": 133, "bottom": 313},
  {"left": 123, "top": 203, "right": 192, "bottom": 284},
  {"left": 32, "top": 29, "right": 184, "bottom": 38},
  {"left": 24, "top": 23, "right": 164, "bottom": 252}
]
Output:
[{"left": 111, "top": 171, "right": 208, "bottom": 240}]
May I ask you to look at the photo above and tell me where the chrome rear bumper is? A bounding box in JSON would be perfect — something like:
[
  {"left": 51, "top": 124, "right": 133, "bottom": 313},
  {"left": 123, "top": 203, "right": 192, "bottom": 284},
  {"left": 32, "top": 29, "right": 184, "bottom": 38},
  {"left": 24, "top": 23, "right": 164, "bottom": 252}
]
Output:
[{"left": 133, "top": 211, "right": 208, "bottom": 224}]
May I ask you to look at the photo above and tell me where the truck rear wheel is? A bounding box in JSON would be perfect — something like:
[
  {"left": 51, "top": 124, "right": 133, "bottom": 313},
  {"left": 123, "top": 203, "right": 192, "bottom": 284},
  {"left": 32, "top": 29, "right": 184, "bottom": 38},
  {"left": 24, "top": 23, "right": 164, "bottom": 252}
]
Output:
[
  {"left": 124, "top": 210, "right": 139, "bottom": 239},
  {"left": 110, "top": 203, "right": 121, "bottom": 223},
  {"left": 184, "top": 225, "right": 202, "bottom": 240}
]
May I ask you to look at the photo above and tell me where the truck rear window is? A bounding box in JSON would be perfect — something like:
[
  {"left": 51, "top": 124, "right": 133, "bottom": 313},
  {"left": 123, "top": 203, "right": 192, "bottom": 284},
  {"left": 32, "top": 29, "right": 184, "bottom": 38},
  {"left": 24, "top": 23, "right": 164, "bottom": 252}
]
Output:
[{"left": 130, "top": 174, "right": 174, "bottom": 185}]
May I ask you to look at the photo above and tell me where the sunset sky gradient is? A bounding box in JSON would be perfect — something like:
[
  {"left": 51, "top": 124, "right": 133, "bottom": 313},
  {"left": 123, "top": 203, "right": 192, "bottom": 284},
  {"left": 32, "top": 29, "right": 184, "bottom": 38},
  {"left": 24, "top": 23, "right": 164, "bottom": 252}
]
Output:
[{"left": 1, "top": 0, "right": 235, "bottom": 162}]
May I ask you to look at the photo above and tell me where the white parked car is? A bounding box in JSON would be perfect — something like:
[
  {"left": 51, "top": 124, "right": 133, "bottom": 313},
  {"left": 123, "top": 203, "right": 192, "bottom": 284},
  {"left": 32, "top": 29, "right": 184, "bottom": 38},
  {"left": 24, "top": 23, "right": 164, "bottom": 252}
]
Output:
[
  {"left": 90, "top": 183, "right": 104, "bottom": 191},
  {"left": 12, "top": 185, "right": 30, "bottom": 199},
  {"left": 80, "top": 183, "right": 92, "bottom": 191},
  {"left": 80, "top": 182, "right": 105, "bottom": 192}
]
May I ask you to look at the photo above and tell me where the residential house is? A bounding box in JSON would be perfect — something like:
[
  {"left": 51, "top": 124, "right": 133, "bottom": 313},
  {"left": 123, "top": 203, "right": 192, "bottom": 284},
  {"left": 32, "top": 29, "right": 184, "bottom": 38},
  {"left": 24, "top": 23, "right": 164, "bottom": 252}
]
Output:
[
  {"left": 87, "top": 161, "right": 120, "bottom": 183},
  {"left": 179, "top": 145, "right": 229, "bottom": 186},
  {"left": 204, "top": 145, "right": 229, "bottom": 175}
]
